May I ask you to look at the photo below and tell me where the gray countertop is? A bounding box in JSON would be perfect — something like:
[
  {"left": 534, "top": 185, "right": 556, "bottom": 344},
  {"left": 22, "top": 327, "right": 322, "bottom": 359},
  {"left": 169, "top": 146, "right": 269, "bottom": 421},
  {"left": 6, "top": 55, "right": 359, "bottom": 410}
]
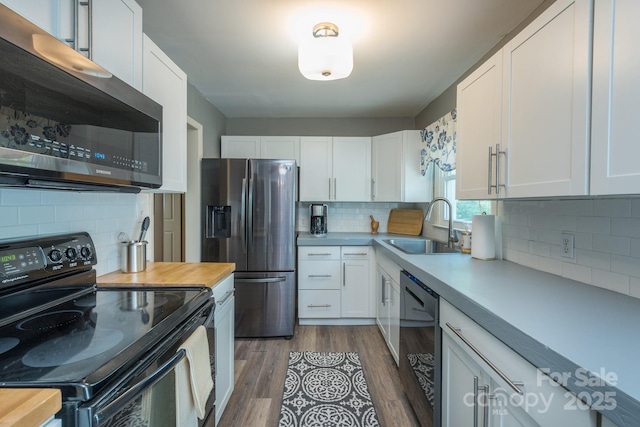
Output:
[{"left": 297, "top": 232, "right": 640, "bottom": 426}]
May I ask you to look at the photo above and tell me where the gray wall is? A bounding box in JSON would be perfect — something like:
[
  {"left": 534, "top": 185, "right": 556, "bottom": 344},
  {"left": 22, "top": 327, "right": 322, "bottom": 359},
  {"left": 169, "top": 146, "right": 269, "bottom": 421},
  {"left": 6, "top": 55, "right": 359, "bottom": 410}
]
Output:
[
  {"left": 187, "top": 82, "right": 226, "bottom": 158},
  {"left": 415, "top": 0, "right": 556, "bottom": 128},
  {"left": 226, "top": 117, "right": 414, "bottom": 137}
]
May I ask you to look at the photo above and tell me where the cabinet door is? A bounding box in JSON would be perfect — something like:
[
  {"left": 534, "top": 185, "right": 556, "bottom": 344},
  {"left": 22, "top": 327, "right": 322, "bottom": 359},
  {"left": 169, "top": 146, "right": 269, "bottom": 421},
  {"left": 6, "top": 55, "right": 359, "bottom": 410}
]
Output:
[
  {"left": 261, "top": 136, "right": 300, "bottom": 164},
  {"left": 456, "top": 51, "right": 503, "bottom": 200},
  {"left": 372, "top": 132, "right": 402, "bottom": 202},
  {"left": 92, "top": 0, "right": 143, "bottom": 90},
  {"left": 300, "top": 137, "right": 332, "bottom": 201},
  {"left": 376, "top": 268, "right": 389, "bottom": 340},
  {"left": 502, "top": 0, "right": 591, "bottom": 198},
  {"left": 332, "top": 137, "right": 371, "bottom": 201},
  {"left": 215, "top": 293, "right": 235, "bottom": 424},
  {"left": 221, "top": 136, "right": 261, "bottom": 158},
  {"left": 341, "top": 248, "right": 370, "bottom": 318},
  {"left": 591, "top": 0, "right": 640, "bottom": 195},
  {"left": 1, "top": 0, "right": 59, "bottom": 36},
  {"left": 442, "top": 333, "right": 487, "bottom": 427},
  {"left": 388, "top": 277, "right": 400, "bottom": 366},
  {"left": 142, "top": 35, "right": 188, "bottom": 193}
]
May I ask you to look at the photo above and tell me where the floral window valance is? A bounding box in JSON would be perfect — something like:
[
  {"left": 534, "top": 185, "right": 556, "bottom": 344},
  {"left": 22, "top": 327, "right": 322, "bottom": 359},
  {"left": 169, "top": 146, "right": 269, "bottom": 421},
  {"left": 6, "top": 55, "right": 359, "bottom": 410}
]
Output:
[{"left": 420, "top": 108, "right": 456, "bottom": 175}]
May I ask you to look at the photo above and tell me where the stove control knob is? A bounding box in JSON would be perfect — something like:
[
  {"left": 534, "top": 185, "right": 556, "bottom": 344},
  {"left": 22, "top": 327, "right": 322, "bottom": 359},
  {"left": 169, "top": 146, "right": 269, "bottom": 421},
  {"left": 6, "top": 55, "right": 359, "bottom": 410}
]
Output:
[
  {"left": 49, "top": 249, "right": 62, "bottom": 262},
  {"left": 65, "top": 247, "right": 77, "bottom": 260},
  {"left": 80, "top": 247, "right": 93, "bottom": 259}
]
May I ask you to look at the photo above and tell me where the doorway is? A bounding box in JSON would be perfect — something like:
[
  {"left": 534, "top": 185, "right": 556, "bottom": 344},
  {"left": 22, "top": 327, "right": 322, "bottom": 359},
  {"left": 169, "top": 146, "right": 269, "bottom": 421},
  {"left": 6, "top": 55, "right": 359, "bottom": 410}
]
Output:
[{"left": 152, "top": 116, "right": 203, "bottom": 262}]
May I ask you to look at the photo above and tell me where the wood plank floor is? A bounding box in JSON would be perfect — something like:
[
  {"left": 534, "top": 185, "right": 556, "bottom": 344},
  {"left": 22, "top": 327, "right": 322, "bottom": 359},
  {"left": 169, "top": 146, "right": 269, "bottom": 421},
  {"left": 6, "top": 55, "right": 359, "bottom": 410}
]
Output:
[{"left": 218, "top": 324, "right": 421, "bottom": 427}]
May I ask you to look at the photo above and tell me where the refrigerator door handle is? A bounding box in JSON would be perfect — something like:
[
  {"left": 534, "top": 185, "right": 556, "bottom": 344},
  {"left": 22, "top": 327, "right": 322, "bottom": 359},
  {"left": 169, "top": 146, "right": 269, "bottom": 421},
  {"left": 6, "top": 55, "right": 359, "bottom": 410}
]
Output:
[
  {"left": 235, "top": 277, "right": 286, "bottom": 283},
  {"left": 241, "top": 177, "right": 247, "bottom": 254},
  {"left": 248, "top": 176, "right": 254, "bottom": 251}
]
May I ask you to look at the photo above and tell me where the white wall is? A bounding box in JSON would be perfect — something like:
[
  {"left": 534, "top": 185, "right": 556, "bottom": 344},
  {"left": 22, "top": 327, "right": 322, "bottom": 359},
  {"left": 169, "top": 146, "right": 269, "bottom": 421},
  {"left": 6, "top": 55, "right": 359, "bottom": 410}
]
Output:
[
  {"left": 500, "top": 198, "right": 640, "bottom": 299},
  {"left": 0, "top": 189, "right": 151, "bottom": 276}
]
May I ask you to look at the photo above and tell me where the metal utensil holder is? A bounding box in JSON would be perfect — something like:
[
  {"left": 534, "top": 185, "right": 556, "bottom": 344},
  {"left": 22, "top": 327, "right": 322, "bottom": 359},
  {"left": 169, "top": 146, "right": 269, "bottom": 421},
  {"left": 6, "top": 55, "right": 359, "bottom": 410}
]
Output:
[{"left": 121, "top": 241, "right": 147, "bottom": 273}]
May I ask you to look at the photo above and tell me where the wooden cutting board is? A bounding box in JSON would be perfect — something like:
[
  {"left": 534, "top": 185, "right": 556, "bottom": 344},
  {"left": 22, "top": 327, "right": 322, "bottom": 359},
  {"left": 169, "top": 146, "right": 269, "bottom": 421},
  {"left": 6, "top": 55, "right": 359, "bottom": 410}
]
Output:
[{"left": 387, "top": 209, "right": 424, "bottom": 235}]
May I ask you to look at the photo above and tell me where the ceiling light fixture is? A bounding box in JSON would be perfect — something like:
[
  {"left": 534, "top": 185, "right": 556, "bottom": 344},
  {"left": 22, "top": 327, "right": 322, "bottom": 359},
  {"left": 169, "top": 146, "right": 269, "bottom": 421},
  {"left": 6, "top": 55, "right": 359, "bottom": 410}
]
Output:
[{"left": 298, "top": 22, "right": 353, "bottom": 81}]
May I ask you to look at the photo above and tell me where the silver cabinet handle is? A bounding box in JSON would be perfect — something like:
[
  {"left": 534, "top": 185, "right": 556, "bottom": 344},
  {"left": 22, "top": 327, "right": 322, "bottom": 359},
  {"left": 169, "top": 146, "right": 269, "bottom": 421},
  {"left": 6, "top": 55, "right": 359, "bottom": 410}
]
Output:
[
  {"left": 381, "top": 276, "right": 387, "bottom": 305},
  {"left": 334, "top": 178, "right": 337, "bottom": 200},
  {"left": 343, "top": 253, "right": 368, "bottom": 256},
  {"left": 328, "top": 178, "right": 331, "bottom": 200},
  {"left": 496, "top": 143, "right": 506, "bottom": 195},
  {"left": 308, "top": 274, "right": 332, "bottom": 278},
  {"left": 217, "top": 289, "right": 234, "bottom": 305},
  {"left": 473, "top": 376, "right": 490, "bottom": 427},
  {"left": 446, "top": 323, "right": 524, "bottom": 395},
  {"left": 308, "top": 253, "right": 332, "bottom": 256},
  {"left": 488, "top": 145, "right": 493, "bottom": 195},
  {"left": 371, "top": 178, "right": 375, "bottom": 200},
  {"left": 307, "top": 304, "right": 331, "bottom": 308},
  {"left": 343, "top": 262, "right": 346, "bottom": 287}
]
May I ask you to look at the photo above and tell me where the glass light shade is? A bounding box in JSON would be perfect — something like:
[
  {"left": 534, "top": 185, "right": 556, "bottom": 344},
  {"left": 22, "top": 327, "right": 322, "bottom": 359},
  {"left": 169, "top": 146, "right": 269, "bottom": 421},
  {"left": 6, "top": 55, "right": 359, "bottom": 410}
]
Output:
[{"left": 298, "top": 36, "right": 353, "bottom": 81}]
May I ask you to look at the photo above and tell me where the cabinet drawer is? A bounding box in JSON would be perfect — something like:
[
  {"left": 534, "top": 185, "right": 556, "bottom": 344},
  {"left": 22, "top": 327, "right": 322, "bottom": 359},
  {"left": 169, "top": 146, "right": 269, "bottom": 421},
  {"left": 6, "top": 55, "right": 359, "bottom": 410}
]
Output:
[
  {"left": 298, "top": 290, "right": 341, "bottom": 318},
  {"left": 211, "top": 274, "right": 234, "bottom": 303},
  {"left": 440, "top": 299, "right": 595, "bottom": 425},
  {"left": 298, "top": 260, "right": 341, "bottom": 289},
  {"left": 341, "top": 246, "right": 370, "bottom": 260},
  {"left": 298, "top": 246, "right": 340, "bottom": 260},
  {"left": 376, "top": 250, "right": 402, "bottom": 283}
]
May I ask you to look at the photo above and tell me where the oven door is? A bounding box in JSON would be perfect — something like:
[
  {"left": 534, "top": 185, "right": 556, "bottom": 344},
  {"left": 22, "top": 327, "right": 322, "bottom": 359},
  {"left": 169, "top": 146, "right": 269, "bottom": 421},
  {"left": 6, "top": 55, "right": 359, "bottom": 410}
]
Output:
[{"left": 75, "top": 302, "right": 215, "bottom": 427}]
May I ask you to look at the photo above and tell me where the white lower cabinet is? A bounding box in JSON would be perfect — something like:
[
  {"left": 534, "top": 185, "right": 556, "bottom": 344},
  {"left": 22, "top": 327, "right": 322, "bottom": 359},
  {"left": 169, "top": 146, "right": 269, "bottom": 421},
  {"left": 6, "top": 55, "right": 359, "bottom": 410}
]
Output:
[
  {"left": 298, "top": 246, "right": 373, "bottom": 324},
  {"left": 375, "top": 250, "right": 401, "bottom": 365},
  {"left": 441, "top": 299, "right": 596, "bottom": 427},
  {"left": 212, "top": 274, "right": 235, "bottom": 424}
]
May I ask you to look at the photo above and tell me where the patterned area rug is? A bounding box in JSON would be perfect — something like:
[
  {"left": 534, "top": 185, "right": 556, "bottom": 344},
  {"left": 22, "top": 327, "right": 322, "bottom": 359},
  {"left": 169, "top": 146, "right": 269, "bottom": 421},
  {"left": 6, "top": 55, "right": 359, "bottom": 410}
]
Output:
[
  {"left": 278, "top": 351, "right": 380, "bottom": 427},
  {"left": 407, "top": 352, "right": 435, "bottom": 408}
]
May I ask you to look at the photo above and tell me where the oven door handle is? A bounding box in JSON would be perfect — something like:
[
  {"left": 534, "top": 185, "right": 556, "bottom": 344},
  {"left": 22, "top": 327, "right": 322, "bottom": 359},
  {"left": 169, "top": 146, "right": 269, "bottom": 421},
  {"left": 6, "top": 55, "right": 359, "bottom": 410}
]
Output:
[{"left": 93, "top": 349, "right": 187, "bottom": 424}]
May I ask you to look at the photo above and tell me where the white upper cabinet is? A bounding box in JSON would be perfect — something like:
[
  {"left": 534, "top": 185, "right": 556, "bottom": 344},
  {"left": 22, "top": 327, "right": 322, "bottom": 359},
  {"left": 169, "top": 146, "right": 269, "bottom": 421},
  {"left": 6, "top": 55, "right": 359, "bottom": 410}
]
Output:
[
  {"left": 591, "top": 0, "right": 640, "bottom": 195},
  {"left": 456, "top": 51, "right": 503, "bottom": 201},
  {"left": 221, "top": 136, "right": 262, "bottom": 158},
  {"left": 1, "top": 1, "right": 59, "bottom": 35},
  {"left": 220, "top": 136, "right": 300, "bottom": 164},
  {"left": 143, "top": 34, "right": 188, "bottom": 193},
  {"left": 1, "top": 0, "right": 143, "bottom": 90},
  {"left": 456, "top": 0, "right": 592, "bottom": 199},
  {"left": 502, "top": 0, "right": 591, "bottom": 198},
  {"left": 372, "top": 130, "right": 432, "bottom": 202},
  {"left": 300, "top": 136, "right": 371, "bottom": 202},
  {"left": 92, "top": 0, "right": 143, "bottom": 90}
]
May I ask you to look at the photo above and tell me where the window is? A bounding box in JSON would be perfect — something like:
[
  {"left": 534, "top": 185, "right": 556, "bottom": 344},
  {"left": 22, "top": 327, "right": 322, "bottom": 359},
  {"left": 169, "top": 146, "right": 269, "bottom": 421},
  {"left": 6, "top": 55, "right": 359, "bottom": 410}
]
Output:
[{"left": 431, "top": 166, "right": 492, "bottom": 228}]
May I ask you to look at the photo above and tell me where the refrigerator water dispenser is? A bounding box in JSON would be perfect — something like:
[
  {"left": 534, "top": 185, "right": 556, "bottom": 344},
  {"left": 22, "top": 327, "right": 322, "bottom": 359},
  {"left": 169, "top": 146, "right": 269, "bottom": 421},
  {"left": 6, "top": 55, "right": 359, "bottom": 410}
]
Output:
[{"left": 206, "top": 205, "right": 231, "bottom": 238}]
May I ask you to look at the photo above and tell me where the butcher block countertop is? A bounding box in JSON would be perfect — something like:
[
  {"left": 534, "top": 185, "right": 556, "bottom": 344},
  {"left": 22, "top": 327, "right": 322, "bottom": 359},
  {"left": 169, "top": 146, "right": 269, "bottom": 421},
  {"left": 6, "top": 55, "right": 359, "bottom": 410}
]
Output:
[
  {"left": 97, "top": 262, "right": 235, "bottom": 288},
  {"left": 0, "top": 388, "right": 61, "bottom": 427}
]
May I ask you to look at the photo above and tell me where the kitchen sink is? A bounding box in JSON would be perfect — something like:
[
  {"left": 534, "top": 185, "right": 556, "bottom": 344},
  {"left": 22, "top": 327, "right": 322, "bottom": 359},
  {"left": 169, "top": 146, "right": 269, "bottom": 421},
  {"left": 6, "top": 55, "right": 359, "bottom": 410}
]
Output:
[{"left": 383, "top": 238, "right": 459, "bottom": 254}]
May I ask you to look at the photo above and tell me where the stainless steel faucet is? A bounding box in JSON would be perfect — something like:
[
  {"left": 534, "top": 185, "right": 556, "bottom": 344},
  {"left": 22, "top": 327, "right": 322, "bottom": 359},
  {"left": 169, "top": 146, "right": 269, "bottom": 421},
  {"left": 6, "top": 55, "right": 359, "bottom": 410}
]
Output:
[{"left": 424, "top": 197, "right": 458, "bottom": 248}]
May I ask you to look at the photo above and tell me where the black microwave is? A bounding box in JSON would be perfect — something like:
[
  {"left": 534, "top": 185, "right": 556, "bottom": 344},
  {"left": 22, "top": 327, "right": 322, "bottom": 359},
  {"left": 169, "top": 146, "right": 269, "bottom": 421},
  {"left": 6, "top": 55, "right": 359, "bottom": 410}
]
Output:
[{"left": 0, "top": 5, "right": 162, "bottom": 193}]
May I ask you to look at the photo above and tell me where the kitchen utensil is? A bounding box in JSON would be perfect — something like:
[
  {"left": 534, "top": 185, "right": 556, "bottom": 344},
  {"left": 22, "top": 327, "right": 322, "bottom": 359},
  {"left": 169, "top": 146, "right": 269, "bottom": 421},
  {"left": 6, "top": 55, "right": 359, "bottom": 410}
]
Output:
[
  {"left": 370, "top": 215, "right": 379, "bottom": 234},
  {"left": 117, "top": 232, "right": 130, "bottom": 243},
  {"left": 387, "top": 209, "right": 423, "bottom": 236},
  {"left": 121, "top": 240, "right": 147, "bottom": 273},
  {"left": 138, "top": 216, "right": 150, "bottom": 242}
]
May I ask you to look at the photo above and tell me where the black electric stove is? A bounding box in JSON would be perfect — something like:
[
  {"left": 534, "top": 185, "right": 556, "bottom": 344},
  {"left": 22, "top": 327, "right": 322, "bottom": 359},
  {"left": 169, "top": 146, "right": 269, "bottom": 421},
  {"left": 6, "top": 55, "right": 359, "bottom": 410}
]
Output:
[{"left": 0, "top": 233, "right": 213, "bottom": 418}]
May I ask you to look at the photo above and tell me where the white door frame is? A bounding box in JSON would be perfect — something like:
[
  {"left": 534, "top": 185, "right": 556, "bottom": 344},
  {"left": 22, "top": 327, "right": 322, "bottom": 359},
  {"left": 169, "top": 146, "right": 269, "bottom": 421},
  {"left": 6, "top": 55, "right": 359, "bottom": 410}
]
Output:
[{"left": 185, "top": 116, "right": 203, "bottom": 262}]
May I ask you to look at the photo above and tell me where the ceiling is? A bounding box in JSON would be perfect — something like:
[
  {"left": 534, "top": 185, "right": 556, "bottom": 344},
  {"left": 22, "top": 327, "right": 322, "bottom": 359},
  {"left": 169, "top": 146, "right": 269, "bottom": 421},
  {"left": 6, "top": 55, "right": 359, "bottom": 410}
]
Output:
[{"left": 135, "top": 0, "right": 545, "bottom": 119}]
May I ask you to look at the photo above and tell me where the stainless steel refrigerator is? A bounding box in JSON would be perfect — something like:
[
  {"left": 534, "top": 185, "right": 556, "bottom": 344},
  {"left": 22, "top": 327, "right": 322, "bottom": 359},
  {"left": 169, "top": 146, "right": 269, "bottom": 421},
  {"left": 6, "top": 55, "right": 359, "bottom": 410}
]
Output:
[{"left": 201, "top": 158, "right": 296, "bottom": 338}]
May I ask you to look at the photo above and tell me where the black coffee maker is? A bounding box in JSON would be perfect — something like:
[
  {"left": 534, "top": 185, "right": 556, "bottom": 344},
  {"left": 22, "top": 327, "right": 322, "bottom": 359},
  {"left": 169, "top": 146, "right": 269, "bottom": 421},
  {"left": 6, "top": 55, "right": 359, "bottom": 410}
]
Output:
[{"left": 309, "top": 204, "right": 328, "bottom": 236}]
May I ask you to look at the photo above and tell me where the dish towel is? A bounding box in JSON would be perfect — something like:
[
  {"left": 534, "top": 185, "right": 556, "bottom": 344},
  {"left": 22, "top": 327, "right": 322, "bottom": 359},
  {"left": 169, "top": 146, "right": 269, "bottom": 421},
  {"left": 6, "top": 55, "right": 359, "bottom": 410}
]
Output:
[
  {"left": 175, "top": 357, "right": 197, "bottom": 427},
  {"left": 178, "top": 325, "right": 214, "bottom": 420}
]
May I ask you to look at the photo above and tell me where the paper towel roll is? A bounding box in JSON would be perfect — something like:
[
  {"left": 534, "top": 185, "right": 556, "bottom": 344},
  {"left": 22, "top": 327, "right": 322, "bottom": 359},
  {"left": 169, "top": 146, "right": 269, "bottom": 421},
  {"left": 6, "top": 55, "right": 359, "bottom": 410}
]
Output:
[{"left": 472, "top": 214, "right": 496, "bottom": 260}]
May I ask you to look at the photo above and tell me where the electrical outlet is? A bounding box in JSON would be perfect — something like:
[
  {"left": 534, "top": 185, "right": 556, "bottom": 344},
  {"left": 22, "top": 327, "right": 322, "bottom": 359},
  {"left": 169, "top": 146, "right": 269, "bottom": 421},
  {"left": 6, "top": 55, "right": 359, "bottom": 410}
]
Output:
[{"left": 561, "top": 233, "right": 574, "bottom": 259}]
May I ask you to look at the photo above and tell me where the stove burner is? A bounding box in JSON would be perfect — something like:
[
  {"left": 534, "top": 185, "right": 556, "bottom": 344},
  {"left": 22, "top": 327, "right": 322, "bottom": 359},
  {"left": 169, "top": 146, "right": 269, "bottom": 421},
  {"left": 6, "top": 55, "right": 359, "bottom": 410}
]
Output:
[
  {"left": 17, "top": 310, "right": 85, "bottom": 331},
  {"left": 22, "top": 328, "right": 124, "bottom": 368},
  {"left": 0, "top": 337, "right": 19, "bottom": 355}
]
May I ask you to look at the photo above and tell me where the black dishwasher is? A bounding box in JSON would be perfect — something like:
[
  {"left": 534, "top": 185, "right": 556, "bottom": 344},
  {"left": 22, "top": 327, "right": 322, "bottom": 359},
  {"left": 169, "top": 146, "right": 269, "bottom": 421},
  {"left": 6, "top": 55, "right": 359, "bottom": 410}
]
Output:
[{"left": 399, "top": 270, "right": 441, "bottom": 427}]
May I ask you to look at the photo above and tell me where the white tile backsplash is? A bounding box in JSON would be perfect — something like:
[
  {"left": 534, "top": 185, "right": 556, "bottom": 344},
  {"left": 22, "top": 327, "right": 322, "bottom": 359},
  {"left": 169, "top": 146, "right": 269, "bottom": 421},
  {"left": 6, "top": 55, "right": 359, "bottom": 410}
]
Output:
[
  {"left": 0, "top": 189, "right": 151, "bottom": 276},
  {"left": 296, "top": 202, "right": 415, "bottom": 233},
  {"left": 500, "top": 198, "right": 640, "bottom": 299}
]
